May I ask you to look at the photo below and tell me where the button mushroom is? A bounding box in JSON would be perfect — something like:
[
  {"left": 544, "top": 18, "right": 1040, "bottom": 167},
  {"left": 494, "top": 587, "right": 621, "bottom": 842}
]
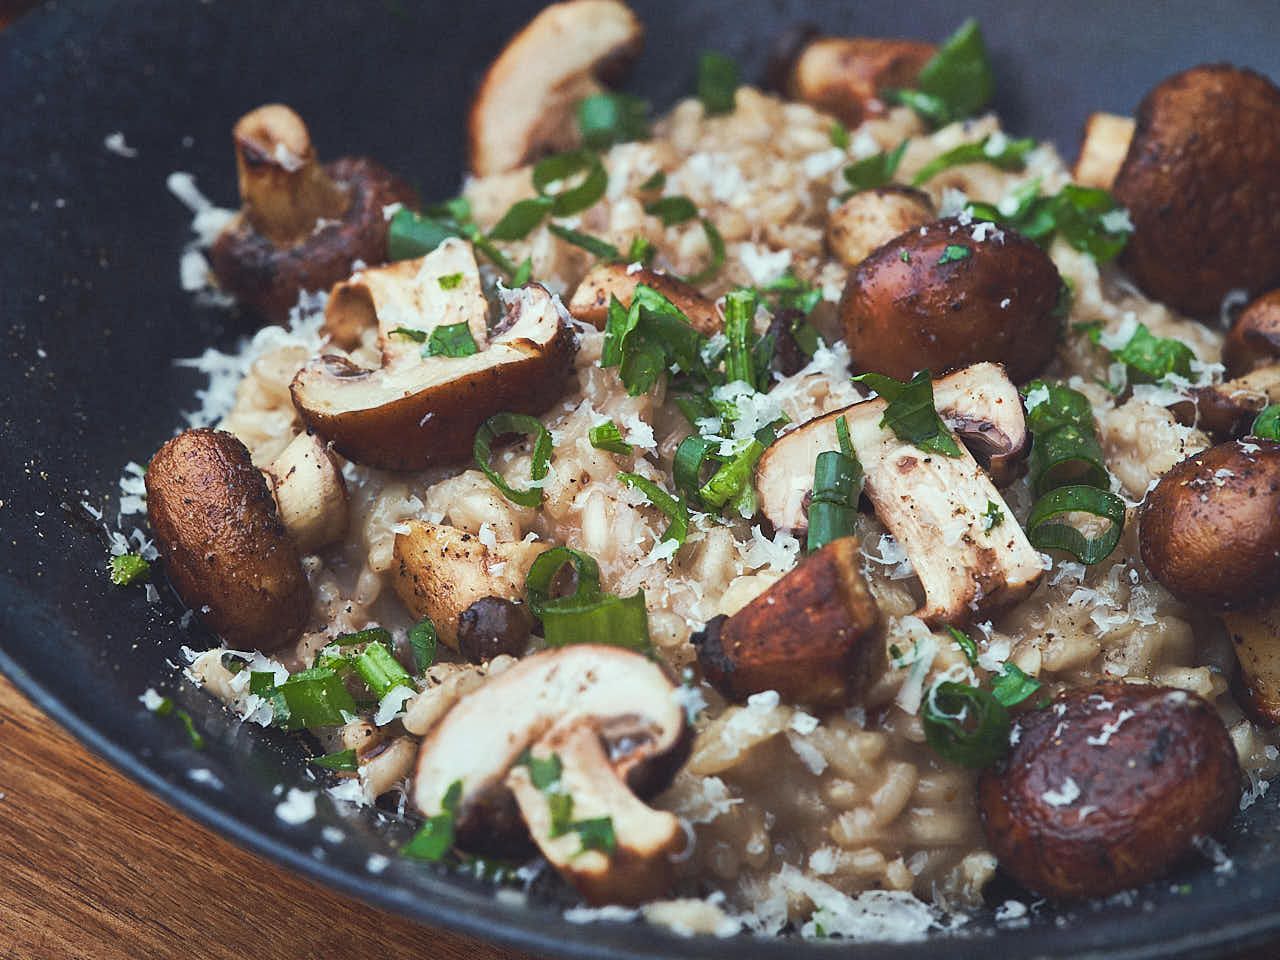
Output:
[
  {"left": 412, "top": 644, "right": 688, "bottom": 904},
  {"left": 208, "top": 104, "right": 416, "bottom": 323},
  {"left": 840, "top": 218, "right": 1064, "bottom": 383},
  {"left": 1139, "top": 439, "right": 1280, "bottom": 723},
  {"left": 826, "top": 186, "right": 936, "bottom": 270},
  {"left": 145, "top": 428, "right": 349, "bottom": 651},
  {"left": 456, "top": 596, "right": 536, "bottom": 664},
  {"left": 290, "top": 241, "right": 577, "bottom": 471},
  {"left": 1111, "top": 65, "right": 1280, "bottom": 317},
  {"left": 1171, "top": 364, "right": 1280, "bottom": 440},
  {"left": 978, "top": 682, "right": 1240, "bottom": 899},
  {"left": 468, "top": 0, "right": 644, "bottom": 177},
  {"left": 392, "top": 520, "right": 549, "bottom": 651},
  {"left": 755, "top": 362, "right": 1041, "bottom": 626},
  {"left": 1223, "top": 289, "right": 1280, "bottom": 378},
  {"left": 692, "top": 537, "right": 881, "bottom": 706},
  {"left": 567, "top": 262, "right": 721, "bottom": 335},
  {"left": 769, "top": 32, "right": 936, "bottom": 127},
  {"left": 1071, "top": 112, "right": 1135, "bottom": 190}
]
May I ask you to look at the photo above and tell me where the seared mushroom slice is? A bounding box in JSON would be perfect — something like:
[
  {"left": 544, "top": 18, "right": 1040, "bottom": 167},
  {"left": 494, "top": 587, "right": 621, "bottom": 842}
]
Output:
[
  {"left": 826, "top": 186, "right": 936, "bottom": 270},
  {"left": 692, "top": 537, "right": 881, "bottom": 706},
  {"left": 413, "top": 645, "right": 687, "bottom": 904},
  {"left": 291, "top": 243, "right": 577, "bottom": 471},
  {"left": 978, "top": 682, "right": 1240, "bottom": 900},
  {"left": 756, "top": 363, "right": 1040, "bottom": 626},
  {"left": 1071, "top": 112, "right": 1135, "bottom": 190},
  {"left": 1139, "top": 439, "right": 1280, "bottom": 723},
  {"left": 567, "top": 262, "right": 721, "bottom": 335},
  {"left": 208, "top": 104, "right": 416, "bottom": 323},
  {"left": 1112, "top": 65, "right": 1280, "bottom": 316},
  {"left": 261, "top": 431, "right": 350, "bottom": 554},
  {"left": 840, "top": 218, "right": 1063, "bottom": 384},
  {"left": 771, "top": 33, "right": 936, "bottom": 127},
  {"left": 468, "top": 0, "right": 644, "bottom": 176},
  {"left": 393, "top": 521, "right": 549, "bottom": 651},
  {"left": 145, "top": 429, "right": 347, "bottom": 651}
]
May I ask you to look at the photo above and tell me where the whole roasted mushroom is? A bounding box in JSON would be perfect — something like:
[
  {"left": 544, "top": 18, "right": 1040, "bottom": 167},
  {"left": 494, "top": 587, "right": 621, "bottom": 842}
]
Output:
[
  {"left": 1111, "top": 65, "right": 1280, "bottom": 316},
  {"left": 412, "top": 644, "right": 688, "bottom": 904},
  {"left": 145, "top": 429, "right": 349, "bottom": 651},
  {"left": 209, "top": 104, "right": 416, "bottom": 322},
  {"left": 840, "top": 218, "right": 1063, "bottom": 383},
  {"left": 1223, "top": 289, "right": 1280, "bottom": 378}
]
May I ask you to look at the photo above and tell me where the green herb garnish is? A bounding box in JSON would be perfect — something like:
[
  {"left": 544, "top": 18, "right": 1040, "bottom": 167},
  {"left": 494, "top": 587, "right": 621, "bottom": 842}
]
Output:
[
  {"left": 922, "top": 682, "right": 1010, "bottom": 768},
  {"left": 408, "top": 618, "right": 438, "bottom": 674},
  {"left": 311, "top": 749, "right": 358, "bottom": 772},
  {"left": 982, "top": 500, "right": 1005, "bottom": 531},
  {"left": 853, "top": 370, "right": 962, "bottom": 457},
  {"left": 938, "top": 244, "right": 971, "bottom": 264},
  {"left": 109, "top": 552, "right": 150, "bottom": 586},
  {"left": 437, "top": 272, "right": 463, "bottom": 290},
  {"left": 991, "top": 663, "right": 1042, "bottom": 707},
  {"left": 911, "top": 133, "right": 1034, "bottom": 186},
  {"left": 644, "top": 195, "right": 699, "bottom": 226},
  {"left": 842, "top": 140, "right": 908, "bottom": 193},
  {"left": 697, "top": 51, "right": 739, "bottom": 115},
  {"left": 947, "top": 625, "right": 978, "bottom": 665},
  {"left": 887, "top": 19, "right": 994, "bottom": 127},
  {"left": 423, "top": 321, "right": 479, "bottom": 358},
  {"left": 548, "top": 224, "right": 620, "bottom": 261},
  {"left": 403, "top": 780, "right": 462, "bottom": 862},
  {"left": 619, "top": 472, "right": 689, "bottom": 548},
  {"left": 1252, "top": 405, "right": 1280, "bottom": 440},
  {"left": 577, "top": 92, "right": 650, "bottom": 149},
  {"left": 589, "top": 420, "right": 633, "bottom": 455},
  {"left": 473, "top": 412, "right": 554, "bottom": 508},
  {"left": 525, "top": 547, "right": 651, "bottom": 651}
]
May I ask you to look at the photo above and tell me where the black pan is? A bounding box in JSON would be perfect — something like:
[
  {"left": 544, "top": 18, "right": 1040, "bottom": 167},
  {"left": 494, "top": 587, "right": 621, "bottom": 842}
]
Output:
[{"left": 3, "top": 1, "right": 1279, "bottom": 957}]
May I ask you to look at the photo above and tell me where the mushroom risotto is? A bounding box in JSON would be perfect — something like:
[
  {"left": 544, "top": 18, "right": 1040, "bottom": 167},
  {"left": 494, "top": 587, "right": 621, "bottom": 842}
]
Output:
[{"left": 124, "top": 0, "right": 1280, "bottom": 941}]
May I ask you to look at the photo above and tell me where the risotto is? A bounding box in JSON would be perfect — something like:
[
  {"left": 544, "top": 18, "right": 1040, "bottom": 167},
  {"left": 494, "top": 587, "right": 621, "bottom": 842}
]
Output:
[{"left": 128, "top": 0, "right": 1280, "bottom": 944}]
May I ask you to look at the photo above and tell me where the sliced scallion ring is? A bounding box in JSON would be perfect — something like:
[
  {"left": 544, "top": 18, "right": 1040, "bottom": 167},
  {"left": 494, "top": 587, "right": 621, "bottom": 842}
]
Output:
[
  {"left": 673, "top": 434, "right": 720, "bottom": 503},
  {"left": 473, "top": 413, "right": 554, "bottom": 508},
  {"left": 619, "top": 472, "right": 688, "bottom": 546},
  {"left": 698, "top": 437, "right": 765, "bottom": 509},
  {"left": 1025, "top": 483, "right": 1126, "bottom": 565},
  {"left": 525, "top": 546, "right": 603, "bottom": 615},
  {"left": 523, "top": 546, "right": 649, "bottom": 650},
  {"left": 531, "top": 150, "right": 608, "bottom": 217}
]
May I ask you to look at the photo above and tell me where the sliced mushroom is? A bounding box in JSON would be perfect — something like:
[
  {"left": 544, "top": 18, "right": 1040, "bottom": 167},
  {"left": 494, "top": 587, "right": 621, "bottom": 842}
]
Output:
[
  {"left": 567, "top": 262, "right": 721, "bottom": 335},
  {"left": 692, "top": 537, "right": 881, "bottom": 706},
  {"left": 826, "top": 186, "right": 936, "bottom": 270},
  {"left": 755, "top": 363, "right": 1040, "bottom": 626},
  {"left": 208, "top": 104, "right": 416, "bottom": 323},
  {"left": 291, "top": 245, "right": 577, "bottom": 471},
  {"left": 1139, "top": 439, "right": 1280, "bottom": 724},
  {"left": 840, "top": 218, "right": 1063, "bottom": 383},
  {"left": 392, "top": 520, "right": 549, "bottom": 650},
  {"left": 1112, "top": 65, "right": 1280, "bottom": 316},
  {"left": 262, "top": 431, "right": 349, "bottom": 554},
  {"left": 1170, "top": 364, "right": 1280, "bottom": 440},
  {"left": 1223, "top": 289, "right": 1280, "bottom": 378},
  {"left": 413, "top": 644, "right": 687, "bottom": 903},
  {"left": 772, "top": 34, "right": 936, "bottom": 127},
  {"left": 1071, "top": 112, "right": 1135, "bottom": 190},
  {"left": 468, "top": 0, "right": 644, "bottom": 176}
]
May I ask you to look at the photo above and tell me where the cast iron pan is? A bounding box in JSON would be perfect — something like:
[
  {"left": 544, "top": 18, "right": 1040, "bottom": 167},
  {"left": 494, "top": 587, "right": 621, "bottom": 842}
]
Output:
[{"left": 3, "top": 1, "right": 1280, "bottom": 957}]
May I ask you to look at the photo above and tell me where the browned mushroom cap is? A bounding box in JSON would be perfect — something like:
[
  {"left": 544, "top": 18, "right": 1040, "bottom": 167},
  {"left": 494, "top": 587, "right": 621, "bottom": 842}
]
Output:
[
  {"left": 209, "top": 104, "right": 416, "bottom": 323},
  {"left": 567, "top": 262, "right": 721, "bottom": 335},
  {"left": 1139, "top": 439, "right": 1280, "bottom": 610},
  {"left": 826, "top": 186, "right": 936, "bottom": 269},
  {"left": 1111, "top": 65, "right": 1280, "bottom": 317},
  {"left": 413, "top": 645, "right": 688, "bottom": 904},
  {"left": 468, "top": 0, "right": 644, "bottom": 177},
  {"left": 840, "top": 218, "right": 1063, "bottom": 383},
  {"left": 1170, "top": 364, "right": 1280, "bottom": 440},
  {"left": 145, "top": 428, "right": 309, "bottom": 651},
  {"left": 692, "top": 537, "right": 882, "bottom": 706},
  {"left": 1223, "top": 289, "right": 1280, "bottom": 378},
  {"left": 774, "top": 35, "right": 936, "bottom": 127},
  {"left": 977, "top": 682, "right": 1240, "bottom": 900}
]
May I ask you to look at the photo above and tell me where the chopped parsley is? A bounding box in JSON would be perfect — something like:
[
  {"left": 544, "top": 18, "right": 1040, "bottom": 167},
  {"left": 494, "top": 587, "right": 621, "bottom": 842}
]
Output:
[
  {"left": 423, "top": 322, "right": 479, "bottom": 358},
  {"left": 982, "top": 500, "right": 1005, "bottom": 531},
  {"left": 1080, "top": 321, "right": 1194, "bottom": 385},
  {"left": 965, "top": 182, "right": 1132, "bottom": 263},
  {"left": 1252, "top": 404, "right": 1280, "bottom": 440},
  {"left": 311, "top": 748, "right": 358, "bottom": 772},
  {"left": 922, "top": 682, "right": 1010, "bottom": 768},
  {"left": 841, "top": 140, "right": 909, "bottom": 194},
  {"left": 408, "top": 618, "right": 438, "bottom": 673},
  {"left": 437, "top": 272, "right": 463, "bottom": 290},
  {"left": 911, "top": 133, "right": 1034, "bottom": 186},
  {"left": 852, "top": 370, "right": 962, "bottom": 457},
  {"left": 886, "top": 19, "right": 994, "bottom": 127},
  {"left": 518, "top": 751, "right": 618, "bottom": 856},
  {"left": 937, "top": 244, "right": 971, "bottom": 265},
  {"left": 697, "top": 50, "right": 739, "bottom": 115},
  {"left": 109, "top": 552, "right": 150, "bottom": 586},
  {"left": 403, "top": 780, "right": 462, "bottom": 862},
  {"left": 829, "top": 121, "right": 850, "bottom": 150},
  {"left": 143, "top": 693, "right": 205, "bottom": 749},
  {"left": 990, "top": 663, "right": 1042, "bottom": 707},
  {"left": 389, "top": 326, "right": 427, "bottom": 343},
  {"left": 577, "top": 91, "right": 650, "bottom": 149}
]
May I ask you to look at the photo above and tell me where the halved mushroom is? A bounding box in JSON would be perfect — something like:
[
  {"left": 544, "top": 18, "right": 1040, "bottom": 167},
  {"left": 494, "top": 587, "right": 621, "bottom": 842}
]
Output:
[
  {"left": 145, "top": 428, "right": 349, "bottom": 651},
  {"left": 692, "top": 537, "right": 881, "bottom": 706},
  {"left": 209, "top": 104, "right": 416, "bottom": 323},
  {"left": 770, "top": 33, "right": 936, "bottom": 127},
  {"left": 291, "top": 242, "right": 577, "bottom": 470},
  {"left": 1223, "top": 289, "right": 1280, "bottom": 378},
  {"left": 1112, "top": 65, "right": 1280, "bottom": 316},
  {"left": 392, "top": 520, "right": 549, "bottom": 650},
  {"left": 567, "top": 262, "right": 721, "bottom": 335},
  {"left": 826, "top": 186, "right": 936, "bottom": 270},
  {"left": 1071, "top": 112, "right": 1135, "bottom": 190},
  {"left": 755, "top": 363, "right": 1040, "bottom": 626},
  {"left": 1139, "top": 439, "right": 1280, "bottom": 723},
  {"left": 840, "top": 218, "right": 1063, "bottom": 383},
  {"left": 413, "top": 644, "right": 687, "bottom": 904},
  {"left": 468, "top": 0, "right": 644, "bottom": 177}
]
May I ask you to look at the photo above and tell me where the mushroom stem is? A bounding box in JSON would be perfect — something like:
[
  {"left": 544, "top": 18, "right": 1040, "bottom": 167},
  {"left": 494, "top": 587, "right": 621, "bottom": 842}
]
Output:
[
  {"left": 1072, "top": 112, "right": 1135, "bottom": 190},
  {"left": 233, "top": 104, "right": 349, "bottom": 247},
  {"left": 263, "top": 431, "right": 349, "bottom": 554}
]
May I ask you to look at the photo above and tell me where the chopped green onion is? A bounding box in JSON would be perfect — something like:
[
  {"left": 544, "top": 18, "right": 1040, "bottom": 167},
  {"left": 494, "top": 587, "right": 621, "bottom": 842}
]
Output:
[
  {"left": 526, "top": 546, "right": 602, "bottom": 612},
  {"left": 760, "top": 271, "right": 823, "bottom": 316},
  {"left": 638, "top": 171, "right": 666, "bottom": 192},
  {"left": 408, "top": 618, "right": 438, "bottom": 674},
  {"left": 511, "top": 257, "right": 533, "bottom": 286},
  {"left": 1022, "top": 380, "right": 1109, "bottom": 496},
  {"left": 403, "top": 780, "right": 462, "bottom": 862},
  {"left": 144, "top": 694, "right": 205, "bottom": 749},
  {"left": 1082, "top": 321, "right": 1194, "bottom": 385},
  {"left": 673, "top": 434, "right": 720, "bottom": 502},
  {"left": 853, "top": 370, "right": 962, "bottom": 457},
  {"left": 424, "top": 321, "right": 479, "bottom": 358},
  {"left": 698, "top": 437, "right": 766, "bottom": 509},
  {"left": 982, "top": 500, "right": 1005, "bottom": 532},
  {"left": 947, "top": 625, "right": 978, "bottom": 665},
  {"left": 991, "top": 663, "right": 1042, "bottom": 707},
  {"left": 887, "top": 19, "right": 993, "bottom": 127},
  {"left": 589, "top": 420, "right": 633, "bottom": 455},
  {"left": 577, "top": 92, "right": 650, "bottom": 149},
  {"left": 627, "top": 235, "right": 656, "bottom": 264},
  {"left": 354, "top": 641, "right": 415, "bottom": 699},
  {"left": 474, "top": 413, "right": 554, "bottom": 508},
  {"left": 334, "top": 627, "right": 393, "bottom": 647},
  {"left": 311, "top": 748, "right": 358, "bottom": 772},
  {"left": 922, "top": 681, "right": 1010, "bottom": 768},
  {"left": 938, "top": 244, "right": 971, "bottom": 264},
  {"left": 723, "top": 288, "right": 760, "bottom": 386},
  {"left": 842, "top": 140, "right": 908, "bottom": 193},
  {"left": 684, "top": 217, "right": 725, "bottom": 285},
  {"left": 1025, "top": 483, "right": 1126, "bottom": 565},
  {"left": 487, "top": 196, "right": 553, "bottom": 241},
  {"left": 1252, "top": 404, "right": 1280, "bottom": 440},
  {"left": 532, "top": 150, "right": 608, "bottom": 216},
  {"left": 437, "top": 272, "right": 463, "bottom": 290},
  {"left": 389, "top": 326, "right": 427, "bottom": 343},
  {"left": 835, "top": 414, "right": 854, "bottom": 458},
  {"left": 911, "top": 133, "right": 1035, "bottom": 186},
  {"left": 547, "top": 224, "right": 620, "bottom": 260},
  {"left": 829, "top": 121, "right": 850, "bottom": 150},
  {"left": 109, "top": 553, "right": 150, "bottom": 586},
  {"left": 619, "top": 473, "right": 689, "bottom": 547},
  {"left": 644, "top": 195, "right": 698, "bottom": 225},
  {"left": 697, "top": 51, "right": 739, "bottom": 115},
  {"left": 270, "top": 667, "right": 357, "bottom": 730},
  {"left": 806, "top": 448, "right": 863, "bottom": 553},
  {"left": 525, "top": 547, "right": 650, "bottom": 651}
]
